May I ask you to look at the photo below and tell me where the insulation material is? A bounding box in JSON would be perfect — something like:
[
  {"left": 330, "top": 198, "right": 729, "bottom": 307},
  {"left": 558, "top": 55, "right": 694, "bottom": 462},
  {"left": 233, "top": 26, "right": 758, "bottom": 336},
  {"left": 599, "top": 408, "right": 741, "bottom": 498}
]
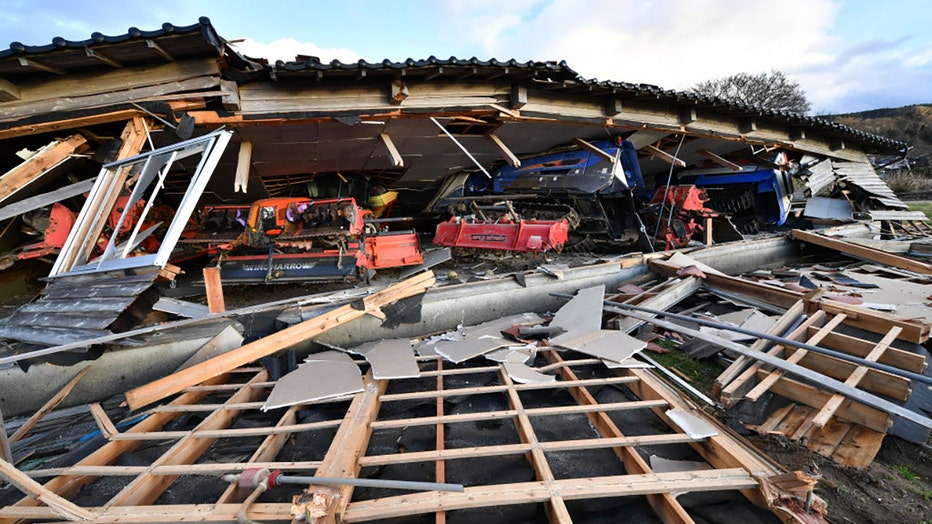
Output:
[
  {"left": 262, "top": 350, "right": 363, "bottom": 410},
  {"left": 351, "top": 338, "right": 420, "bottom": 380}
]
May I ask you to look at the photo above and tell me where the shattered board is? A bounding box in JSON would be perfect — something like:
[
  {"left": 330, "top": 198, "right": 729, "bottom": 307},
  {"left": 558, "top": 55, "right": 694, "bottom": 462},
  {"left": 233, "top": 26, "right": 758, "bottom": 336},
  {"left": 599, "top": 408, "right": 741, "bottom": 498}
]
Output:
[
  {"left": 262, "top": 350, "right": 363, "bottom": 410},
  {"left": 550, "top": 285, "right": 647, "bottom": 363},
  {"left": 350, "top": 338, "right": 420, "bottom": 380},
  {"left": 421, "top": 313, "right": 543, "bottom": 363}
]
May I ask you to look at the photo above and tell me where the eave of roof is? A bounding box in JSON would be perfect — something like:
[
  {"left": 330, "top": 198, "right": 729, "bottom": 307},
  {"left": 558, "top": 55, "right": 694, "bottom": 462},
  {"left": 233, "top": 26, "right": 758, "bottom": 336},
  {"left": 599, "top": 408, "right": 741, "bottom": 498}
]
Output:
[{"left": 271, "top": 56, "right": 909, "bottom": 155}]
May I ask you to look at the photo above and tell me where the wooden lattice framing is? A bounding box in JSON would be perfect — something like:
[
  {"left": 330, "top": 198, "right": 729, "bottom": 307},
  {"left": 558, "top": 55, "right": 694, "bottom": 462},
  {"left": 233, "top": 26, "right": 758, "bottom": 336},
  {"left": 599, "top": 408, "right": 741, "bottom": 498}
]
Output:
[{"left": 0, "top": 350, "right": 809, "bottom": 523}]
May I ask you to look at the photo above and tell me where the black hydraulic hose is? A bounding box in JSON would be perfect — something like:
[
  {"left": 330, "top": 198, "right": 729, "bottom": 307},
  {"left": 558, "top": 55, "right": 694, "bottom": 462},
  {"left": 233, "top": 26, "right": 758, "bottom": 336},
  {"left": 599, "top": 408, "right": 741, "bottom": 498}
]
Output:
[{"left": 550, "top": 292, "right": 932, "bottom": 387}]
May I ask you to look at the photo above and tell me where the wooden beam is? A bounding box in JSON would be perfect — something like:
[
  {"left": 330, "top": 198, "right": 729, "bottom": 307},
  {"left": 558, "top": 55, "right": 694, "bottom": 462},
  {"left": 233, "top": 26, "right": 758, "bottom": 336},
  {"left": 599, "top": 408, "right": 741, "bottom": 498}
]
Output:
[
  {"left": 0, "top": 458, "right": 96, "bottom": 522},
  {"left": 220, "top": 79, "right": 241, "bottom": 111},
  {"left": 234, "top": 140, "right": 252, "bottom": 193},
  {"left": 88, "top": 403, "right": 119, "bottom": 439},
  {"left": 487, "top": 133, "right": 520, "bottom": 167},
  {"left": 511, "top": 85, "right": 528, "bottom": 110},
  {"left": 146, "top": 39, "right": 175, "bottom": 61},
  {"left": 810, "top": 326, "right": 901, "bottom": 428},
  {"left": 546, "top": 352, "right": 693, "bottom": 524},
  {"left": 598, "top": 303, "right": 932, "bottom": 429},
  {"left": 86, "top": 48, "right": 123, "bottom": 68},
  {"left": 0, "top": 134, "right": 87, "bottom": 205},
  {"left": 0, "top": 408, "right": 12, "bottom": 463},
  {"left": 295, "top": 372, "right": 387, "bottom": 523},
  {"left": 379, "top": 132, "right": 404, "bottom": 167},
  {"left": 202, "top": 266, "right": 226, "bottom": 314},
  {"left": 0, "top": 108, "right": 143, "bottom": 140},
  {"left": 678, "top": 107, "right": 697, "bottom": 125},
  {"left": 0, "top": 79, "right": 21, "bottom": 102},
  {"left": 643, "top": 144, "right": 686, "bottom": 167},
  {"left": 123, "top": 271, "right": 434, "bottom": 410},
  {"left": 573, "top": 138, "right": 615, "bottom": 164},
  {"left": 9, "top": 367, "right": 91, "bottom": 443},
  {"left": 18, "top": 57, "right": 65, "bottom": 75},
  {"left": 697, "top": 149, "right": 742, "bottom": 171},
  {"left": 390, "top": 80, "right": 408, "bottom": 104},
  {"left": 604, "top": 97, "right": 623, "bottom": 117},
  {"left": 792, "top": 228, "right": 932, "bottom": 275},
  {"left": 789, "top": 128, "right": 806, "bottom": 141},
  {"left": 744, "top": 314, "right": 848, "bottom": 402}
]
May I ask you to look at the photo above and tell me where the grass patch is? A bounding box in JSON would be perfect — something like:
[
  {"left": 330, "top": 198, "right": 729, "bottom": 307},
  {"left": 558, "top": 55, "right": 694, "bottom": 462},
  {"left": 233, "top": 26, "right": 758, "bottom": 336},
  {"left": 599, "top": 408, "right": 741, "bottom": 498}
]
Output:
[
  {"left": 893, "top": 464, "right": 919, "bottom": 481},
  {"left": 647, "top": 346, "right": 720, "bottom": 393},
  {"left": 907, "top": 201, "right": 932, "bottom": 217}
]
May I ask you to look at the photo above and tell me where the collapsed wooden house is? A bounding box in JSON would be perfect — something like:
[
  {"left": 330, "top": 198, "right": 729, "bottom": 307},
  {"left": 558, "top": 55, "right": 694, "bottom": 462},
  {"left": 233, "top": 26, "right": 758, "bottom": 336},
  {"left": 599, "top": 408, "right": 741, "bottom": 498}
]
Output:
[{"left": 1, "top": 16, "right": 931, "bottom": 524}]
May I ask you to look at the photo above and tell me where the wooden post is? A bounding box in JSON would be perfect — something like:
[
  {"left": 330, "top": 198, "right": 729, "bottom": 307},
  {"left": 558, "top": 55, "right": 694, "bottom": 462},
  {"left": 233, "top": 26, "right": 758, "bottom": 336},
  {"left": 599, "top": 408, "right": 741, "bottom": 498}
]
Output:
[
  {"left": 203, "top": 266, "right": 226, "bottom": 314},
  {"left": 0, "top": 407, "right": 12, "bottom": 464},
  {"left": 704, "top": 217, "right": 713, "bottom": 245}
]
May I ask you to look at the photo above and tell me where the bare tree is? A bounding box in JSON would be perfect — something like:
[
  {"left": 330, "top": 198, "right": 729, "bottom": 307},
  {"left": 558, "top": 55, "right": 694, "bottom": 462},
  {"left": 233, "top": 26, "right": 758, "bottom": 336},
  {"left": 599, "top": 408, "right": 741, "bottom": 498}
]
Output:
[{"left": 690, "top": 70, "right": 812, "bottom": 115}]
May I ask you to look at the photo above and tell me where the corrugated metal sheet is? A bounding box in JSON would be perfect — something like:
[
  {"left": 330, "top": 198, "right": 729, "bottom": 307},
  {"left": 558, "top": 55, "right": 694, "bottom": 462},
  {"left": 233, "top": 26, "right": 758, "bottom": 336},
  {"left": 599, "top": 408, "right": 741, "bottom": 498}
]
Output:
[
  {"left": 803, "top": 156, "right": 836, "bottom": 196},
  {"left": 833, "top": 160, "right": 909, "bottom": 209}
]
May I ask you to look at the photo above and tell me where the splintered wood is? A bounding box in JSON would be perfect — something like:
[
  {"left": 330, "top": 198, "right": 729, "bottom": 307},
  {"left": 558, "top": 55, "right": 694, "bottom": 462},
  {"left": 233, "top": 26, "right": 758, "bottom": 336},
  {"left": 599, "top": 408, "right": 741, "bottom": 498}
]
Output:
[{"left": 0, "top": 351, "right": 822, "bottom": 523}]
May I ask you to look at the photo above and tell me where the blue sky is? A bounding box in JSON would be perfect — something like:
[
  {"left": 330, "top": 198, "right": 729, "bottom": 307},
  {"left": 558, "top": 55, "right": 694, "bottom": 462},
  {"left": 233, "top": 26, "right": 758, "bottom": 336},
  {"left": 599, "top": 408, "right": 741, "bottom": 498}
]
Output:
[{"left": 1, "top": 0, "right": 930, "bottom": 114}]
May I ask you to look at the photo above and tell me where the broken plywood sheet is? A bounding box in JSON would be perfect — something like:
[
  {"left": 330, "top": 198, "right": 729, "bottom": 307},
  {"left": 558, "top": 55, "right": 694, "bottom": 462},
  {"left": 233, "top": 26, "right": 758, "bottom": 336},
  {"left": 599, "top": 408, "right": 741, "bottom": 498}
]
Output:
[
  {"left": 262, "top": 350, "right": 363, "bottom": 411},
  {"left": 550, "top": 285, "right": 647, "bottom": 363},
  {"left": 350, "top": 338, "right": 420, "bottom": 380},
  {"left": 423, "top": 313, "right": 543, "bottom": 364},
  {"left": 503, "top": 362, "right": 556, "bottom": 384}
]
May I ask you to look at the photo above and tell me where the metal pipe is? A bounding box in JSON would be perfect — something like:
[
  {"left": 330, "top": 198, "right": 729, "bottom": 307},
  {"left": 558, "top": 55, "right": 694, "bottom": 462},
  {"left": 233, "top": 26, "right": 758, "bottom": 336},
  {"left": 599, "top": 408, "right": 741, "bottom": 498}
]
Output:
[
  {"left": 430, "top": 117, "right": 493, "bottom": 178},
  {"left": 551, "top": 292, "right": 932, "bottom": 387}
]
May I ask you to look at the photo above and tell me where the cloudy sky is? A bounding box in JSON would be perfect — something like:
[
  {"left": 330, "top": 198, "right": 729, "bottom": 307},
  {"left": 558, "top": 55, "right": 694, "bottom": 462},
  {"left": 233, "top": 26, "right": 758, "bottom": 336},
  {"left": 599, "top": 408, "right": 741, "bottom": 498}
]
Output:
[{"left": 1, "top": 0, "right": 929, "bottom": 114}]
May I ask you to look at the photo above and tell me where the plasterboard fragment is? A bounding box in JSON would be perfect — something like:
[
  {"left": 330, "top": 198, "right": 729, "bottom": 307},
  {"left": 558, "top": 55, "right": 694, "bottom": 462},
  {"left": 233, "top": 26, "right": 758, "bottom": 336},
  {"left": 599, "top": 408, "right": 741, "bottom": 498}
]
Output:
[
  {"left": 601, "top": 357, "right": 652, "bottom": 369},
  {"left": 262, "top": 350, "right": 363, "bottom": 411},
  {"left": 484, "top": 345, "right": 537, "bottom": 364},
  {"left": 426, "top": 313, "right": 543, "bottom": 363},
  {"left": 504, "top": 362, "right": 556, "bottom": 384},
  {"left": 665, "top": 408, "right": 718, "bottom": 439},
  {"left": 649, "top": 455, "right": 713, "bottom": 497},
  {"left": 356, "top": 338, "right": 420, "bottom": 380},
  {"left": 550, "top": 285, "right": 647, "bottom": 361},
  {"left": 665, "top": 252, "right": 726, "bottom": 277}
]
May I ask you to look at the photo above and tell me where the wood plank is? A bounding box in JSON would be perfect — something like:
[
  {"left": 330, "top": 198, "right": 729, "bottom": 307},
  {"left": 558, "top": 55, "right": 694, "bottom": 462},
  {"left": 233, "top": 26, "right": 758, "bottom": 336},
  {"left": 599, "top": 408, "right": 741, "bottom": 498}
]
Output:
[
  {"left": 102, "top": 371, "right": 268, "bottom": 508},
  {"left": 601, "top": 305, "right": 931, "bottom": 429},
  {"left": 9, "top": 367, "right": 91, "bottom": 442},
  {"left": 88, "top": 403, "right": 119, "bottom": 439},
  {"left": 0, "top": 377, "right": 223, "bottom": 520},
  {"left": 123, "top": 270, "right": 434, "bottom": 410},
  {"left": 811, "top": 327, "right": 902, "bottom": 427},
  {"left": 202, "top": 266, "right": 225, "bottom": 314},
  {"left": 765, "top": 375, "right": 891, "bottom": 433},
  {"left": 744, "top": 314, "right": 845, "bottom": 402},
  {"left": 499, "top": 366, "right": 572, "bottom": 523},
  {"left": 234, "top": 140, "right": 252, "bottom": 193},
  {"left": 831, "top": 425, "right": 886, "bottom": 468},
  {"left": 342, "top": 470, "right": 756, "bottom": 522},
  {"left": 804, "top": 416, "right": 852, "bottom": 457},
  {"left": 644, "top": 144, "right": 686, "bottom": 167},
  {"left": 697, "top": 149, "right": 742, "bottom": 171},
  {"left": 294, "top": 372, "right": 387, "bottom": 524},
  {"left": 545, "top": 352, "right": 694, "bottom": 524},
  {"left": 808, "top": 297, "right": 929, "bottom": 344},
  {"left": 0, "top": 408, "right": 11, "bottom": 463},
  {"left": 714, "top": 300, "right": 806, "bottom": 398},
  {"left": 0, "top": 458, "right": 96, "bottom": 522},
  {"left": 792, "top": 228, "right": 932, "bottom": 275},
  {"left": 0, "top": 134, "right": 87, "bottom": 205},
  {"left": 810, "top": 329, "right": 926, "bottom": 373},
  {"left": 719, "top": 310, "right": 827, "bottom": 405}
]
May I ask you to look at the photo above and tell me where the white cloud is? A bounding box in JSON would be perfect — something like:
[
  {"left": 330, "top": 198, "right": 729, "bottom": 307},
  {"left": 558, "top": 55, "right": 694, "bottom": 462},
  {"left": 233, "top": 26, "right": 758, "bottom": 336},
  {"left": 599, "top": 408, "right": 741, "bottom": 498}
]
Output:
[
  {"left": 427, "top": 0, "right": 932, "bottom": 112},
  {"left": 231, "top": 38, "right": 360, "bottom": 64}
]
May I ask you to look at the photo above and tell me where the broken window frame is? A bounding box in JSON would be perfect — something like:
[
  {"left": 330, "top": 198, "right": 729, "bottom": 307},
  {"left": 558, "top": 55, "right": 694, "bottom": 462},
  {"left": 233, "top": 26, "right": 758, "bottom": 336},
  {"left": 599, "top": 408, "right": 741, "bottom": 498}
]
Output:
[{"left": 49, "top": 129, "right": 232, "bottom": 277}]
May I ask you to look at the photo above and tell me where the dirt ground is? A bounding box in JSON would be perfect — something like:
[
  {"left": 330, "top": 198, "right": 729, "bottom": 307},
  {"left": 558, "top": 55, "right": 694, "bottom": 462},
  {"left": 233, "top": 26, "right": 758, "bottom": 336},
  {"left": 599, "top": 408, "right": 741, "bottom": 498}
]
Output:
[{"left": 748, "top": 432, "right": 932, "bottom": 524}]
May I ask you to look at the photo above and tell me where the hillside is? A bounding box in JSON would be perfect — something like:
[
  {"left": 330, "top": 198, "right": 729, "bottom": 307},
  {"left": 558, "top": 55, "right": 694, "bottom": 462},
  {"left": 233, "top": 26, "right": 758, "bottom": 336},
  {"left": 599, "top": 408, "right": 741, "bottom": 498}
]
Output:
[{"left": 832, "top": 104, "right": 932, "bottom": 174}]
